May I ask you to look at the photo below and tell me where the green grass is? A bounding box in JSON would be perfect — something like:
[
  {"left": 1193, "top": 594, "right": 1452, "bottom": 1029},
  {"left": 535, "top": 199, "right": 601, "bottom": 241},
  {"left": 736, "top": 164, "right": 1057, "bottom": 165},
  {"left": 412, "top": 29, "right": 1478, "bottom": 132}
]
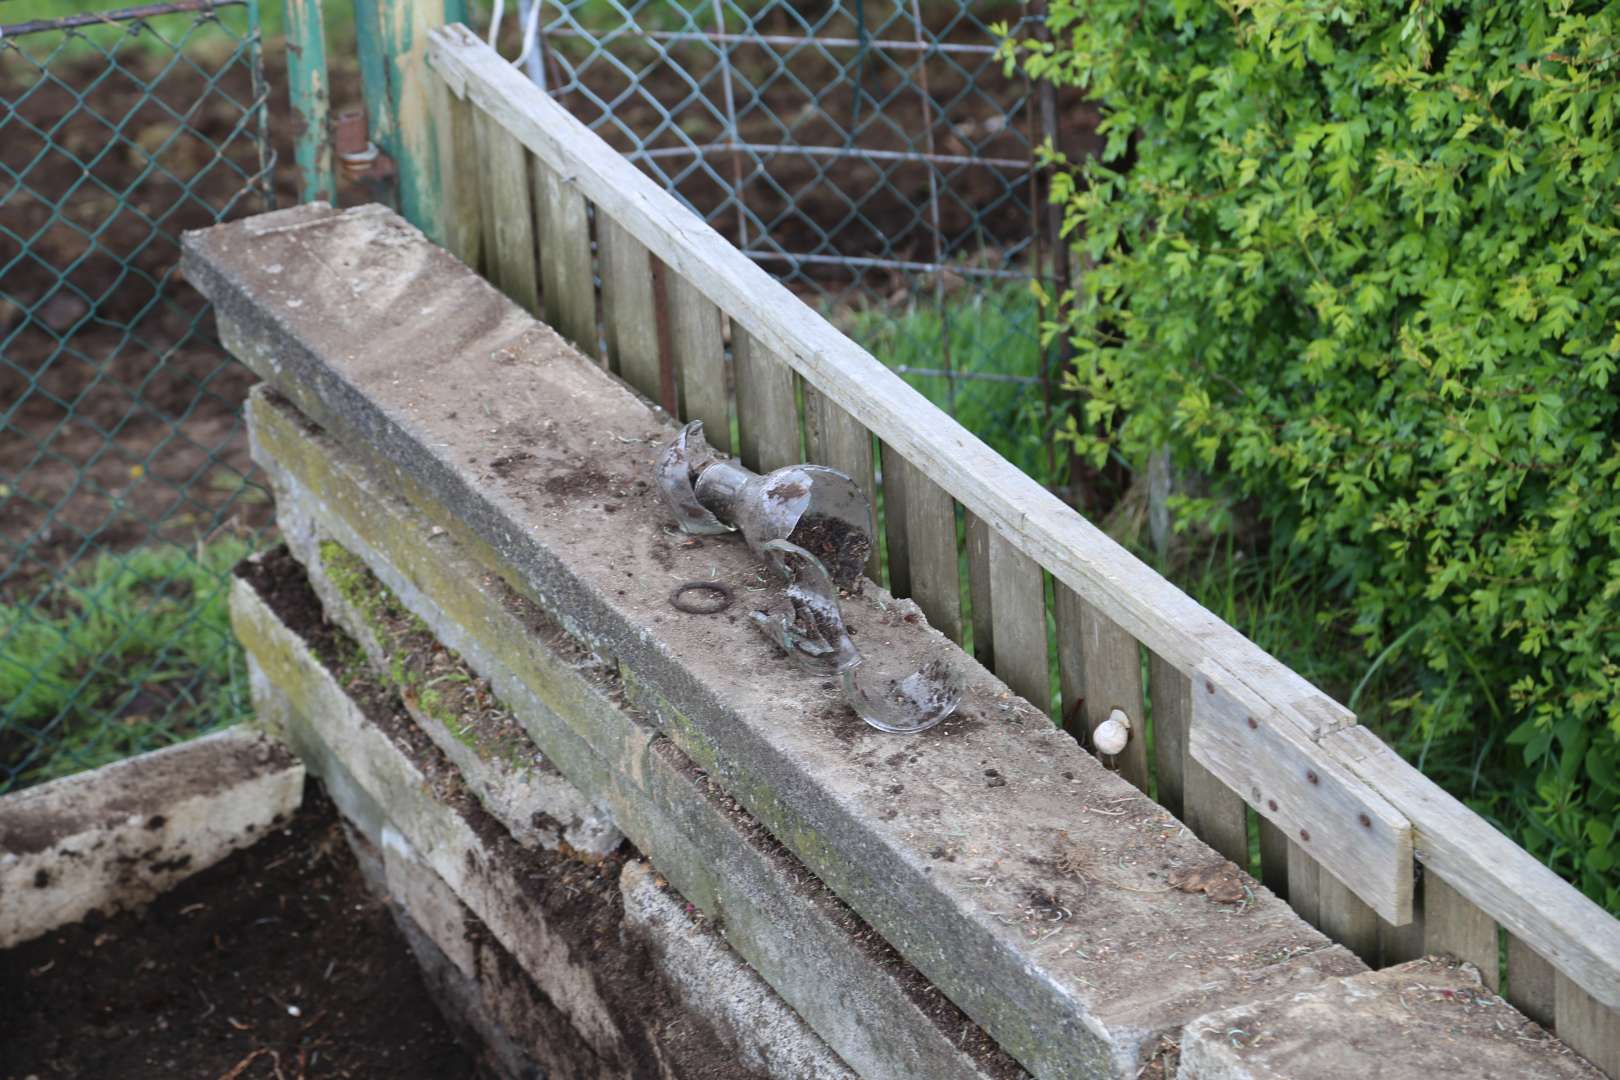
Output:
[
  {"left": 837, "top": 279, "right": 1056, "bottom": 487},
  {"left": 0, "top": 538, "right": 257, "bottom": 791}
]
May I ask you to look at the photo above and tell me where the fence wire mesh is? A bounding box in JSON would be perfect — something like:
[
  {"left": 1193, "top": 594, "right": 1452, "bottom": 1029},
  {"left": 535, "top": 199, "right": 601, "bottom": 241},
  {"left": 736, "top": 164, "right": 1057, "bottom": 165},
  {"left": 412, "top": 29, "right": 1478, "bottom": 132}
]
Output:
[
  {"left": 497, "top": 0, "right": 1063, "bottom": 483},
  {"left": 1, "top": 1, "right": 276, "bottom": 792},
  {"left": 1, "top": 0, "right": 1056, "bottom": 791}
]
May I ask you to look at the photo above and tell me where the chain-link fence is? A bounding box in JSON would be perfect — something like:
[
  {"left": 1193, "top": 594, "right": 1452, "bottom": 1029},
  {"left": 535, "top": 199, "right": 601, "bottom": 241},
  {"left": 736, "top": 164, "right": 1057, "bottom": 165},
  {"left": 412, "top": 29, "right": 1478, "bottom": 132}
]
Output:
[
  {"left": 493, "top": 0, "right": 1068, "bottom": 484},
  {"left": 2, "top": 0, "right": 1058, "bottom": 792},
  {"left": 0, "top": 1, "right": 276, "bottom": 792}
]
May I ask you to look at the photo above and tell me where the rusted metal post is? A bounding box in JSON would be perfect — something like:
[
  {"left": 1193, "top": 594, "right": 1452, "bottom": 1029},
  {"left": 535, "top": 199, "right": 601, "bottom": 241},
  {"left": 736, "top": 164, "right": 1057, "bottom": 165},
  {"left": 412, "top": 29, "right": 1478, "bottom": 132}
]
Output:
[
  {"left": 352, "top": 0, "right": 470, "bottom": 236},
  {"left": 285, "top": 0, "right": 336, "bottom": 204}
]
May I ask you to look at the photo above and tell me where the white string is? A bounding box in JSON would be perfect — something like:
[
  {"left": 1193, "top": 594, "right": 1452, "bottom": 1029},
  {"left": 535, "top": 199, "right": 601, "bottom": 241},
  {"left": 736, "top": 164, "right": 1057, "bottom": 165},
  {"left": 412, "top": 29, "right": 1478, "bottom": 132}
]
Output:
[
  {"left": 485, "top": 0, "right": 546, "bottom": 89},
  {"left": 486, "top": 0, "right": 504, "bottom": 49},
  {"left": 513, "top": 0, "right": 546, "bottom": 87}
]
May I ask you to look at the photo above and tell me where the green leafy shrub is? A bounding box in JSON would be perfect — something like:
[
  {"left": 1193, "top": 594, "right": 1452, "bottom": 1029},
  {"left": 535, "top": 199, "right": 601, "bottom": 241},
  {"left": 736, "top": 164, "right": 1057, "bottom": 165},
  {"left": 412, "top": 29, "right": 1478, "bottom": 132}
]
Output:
[{"left": 1003, "top": 0, "right": 1620, "bottom": 909}]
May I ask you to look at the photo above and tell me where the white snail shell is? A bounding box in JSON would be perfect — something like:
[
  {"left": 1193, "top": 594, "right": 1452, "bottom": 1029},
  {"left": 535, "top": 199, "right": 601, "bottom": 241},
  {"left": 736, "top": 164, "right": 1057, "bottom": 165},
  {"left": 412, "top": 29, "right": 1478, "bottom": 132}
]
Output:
[{"left": 1094, "top": 709, "right": 1131, "bottom": 756}]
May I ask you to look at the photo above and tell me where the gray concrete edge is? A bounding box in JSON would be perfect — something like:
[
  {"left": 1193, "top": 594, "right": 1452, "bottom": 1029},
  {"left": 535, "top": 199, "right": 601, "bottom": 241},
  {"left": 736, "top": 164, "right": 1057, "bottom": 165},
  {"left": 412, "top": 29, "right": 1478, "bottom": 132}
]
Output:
[{"left": 0, "top": 725, "right": 303, "bottom": 948}]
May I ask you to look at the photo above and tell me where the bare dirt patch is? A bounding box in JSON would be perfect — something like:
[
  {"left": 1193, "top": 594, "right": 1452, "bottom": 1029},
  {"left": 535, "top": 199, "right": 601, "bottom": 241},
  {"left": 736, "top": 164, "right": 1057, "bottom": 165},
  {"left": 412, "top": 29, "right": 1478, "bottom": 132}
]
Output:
[{"left": 0, "top": 782, "right": 478, "bottom": 1080}]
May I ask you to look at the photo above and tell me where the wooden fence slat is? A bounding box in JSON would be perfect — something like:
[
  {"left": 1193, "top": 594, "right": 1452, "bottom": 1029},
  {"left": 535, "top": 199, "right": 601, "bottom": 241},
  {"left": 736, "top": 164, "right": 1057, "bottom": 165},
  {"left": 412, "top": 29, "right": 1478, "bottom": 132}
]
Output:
[
  {"left": 987, "top": 530, "right": 1046, "bottom": 710},
  {"left": 667, "top": 272, "right": 728, "bottom": 450},
  {"left": 286, "top": 0, "right": 336, "bottom": 206},
  {"left": 1318, "top": 871, "right": 1379, "bottom": 965},
  {"left": 964, "top": 512, "right": 994, "bottom": 668},
  {"left": 1286, "top": 840, "right": 1322, "bottom": 926},
  {"left": 1147, "top": 650, "right": 1187, "bottom": 818},
  {"left": 1053, "top": 582, "right": 1085, "bottom": 740},
  {"left": 900, "top": 458, "right": 961, "bottom": 644},
  {"left": 733, "top": 327, "right": 800, "bottom": 473},
  {"left": 1556, "top": 972, "right": 1620, "bottom": 1078},
  {"left": 1507, "top": 932, "right": 1556, "bottom": 1029},
  {"left": 472, "top": 109, "right": 539, "bottom": 314},
  {"left": 532, "top": 160, "right": 596, "bottom": 356},
  {"left": 427, "top": 67, "right": 480, "bottom": 271},
  {"left": 1328, "top": 725, "right": 1620, "bottom": 1011},
  {"left": 1076, "top": 600, "right": 1149, "bottom": 792},
  {"left": 472, "top": 106, "right": 500, "bottom": 288},
  {"left": 1193, "top": 666, "right": 1412, "bottom": 926},
  {"left": 1258, "top": 817, "right": 1289, "bottom": 900},
  {"left": 879, "top": 442, "right": 911, "bottom": 598},
  {"left": 1379, "top": 876, "right": 1426, "bottom": 966},
  {"left": 1184, "top": 757, "right": 1248, "bottom": 867},
  {"left": 597, "top": 216, "right": 661, "bottom": 397},
  {"left": 1425, "top": 874, "right": 1500, "bottom": 990},
  {"left": 802, "top": 384, "right": 878, "bottom": 580}
]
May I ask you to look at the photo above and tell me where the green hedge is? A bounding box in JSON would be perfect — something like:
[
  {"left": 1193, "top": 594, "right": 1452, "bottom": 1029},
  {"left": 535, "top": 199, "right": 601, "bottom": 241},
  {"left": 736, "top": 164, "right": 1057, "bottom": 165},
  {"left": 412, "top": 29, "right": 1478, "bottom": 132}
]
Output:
[{"left": 1004, "top": 1, "right": 1620, "bottom": 909}]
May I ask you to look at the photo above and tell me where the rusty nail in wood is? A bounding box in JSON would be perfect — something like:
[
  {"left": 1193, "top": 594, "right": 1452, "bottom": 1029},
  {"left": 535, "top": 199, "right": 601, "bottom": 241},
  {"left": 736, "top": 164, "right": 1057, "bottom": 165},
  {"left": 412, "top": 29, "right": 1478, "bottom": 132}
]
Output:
[
  {"left": 1358, "top": 813, "right": 1372, "bottom": 828},
  {"left": 1305, "top": 770, "right": 1319, "bottom": 785},
  {"left": 1298, "top": 829, "right": 1310, "bottom": 842},
  {"left": 1204, "top": 679, "right": 1215, "bottom": 694},
  {"left": 1268, "top": 799, "right": 1278, "bottom": 812},
  {"left": 1246, "top": 716, "right": 1258, "bottom": 730}
]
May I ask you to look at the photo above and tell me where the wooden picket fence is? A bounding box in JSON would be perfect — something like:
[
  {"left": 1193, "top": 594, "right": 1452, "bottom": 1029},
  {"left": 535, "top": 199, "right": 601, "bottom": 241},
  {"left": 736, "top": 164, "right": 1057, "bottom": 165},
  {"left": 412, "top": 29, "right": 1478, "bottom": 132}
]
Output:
[{"left": 301, "top": 17, "right": 1620, "bottom": 1075}]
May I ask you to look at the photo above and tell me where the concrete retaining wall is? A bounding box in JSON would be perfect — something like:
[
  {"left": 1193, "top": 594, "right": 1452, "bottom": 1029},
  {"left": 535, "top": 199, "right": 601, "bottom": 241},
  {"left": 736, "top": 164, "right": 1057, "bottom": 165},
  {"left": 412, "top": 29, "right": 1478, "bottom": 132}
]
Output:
[{"left": 189, "top": 202, "right": 1604, "bottom": 1080}]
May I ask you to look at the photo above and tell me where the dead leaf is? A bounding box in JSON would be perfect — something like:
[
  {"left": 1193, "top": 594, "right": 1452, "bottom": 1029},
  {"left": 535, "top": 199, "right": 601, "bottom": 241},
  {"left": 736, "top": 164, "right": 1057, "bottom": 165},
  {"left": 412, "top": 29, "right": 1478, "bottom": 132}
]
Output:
[{"left": 1168, "top": 861, "right": 1247, "bottom": 904}]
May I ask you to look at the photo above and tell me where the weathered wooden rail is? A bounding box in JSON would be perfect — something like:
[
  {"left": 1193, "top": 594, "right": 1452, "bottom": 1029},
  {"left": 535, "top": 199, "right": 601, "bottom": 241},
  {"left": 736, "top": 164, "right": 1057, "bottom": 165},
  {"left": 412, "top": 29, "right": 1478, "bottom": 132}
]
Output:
[{"left": 317, "top": 23, "right": 1616, "bottom": 1074}]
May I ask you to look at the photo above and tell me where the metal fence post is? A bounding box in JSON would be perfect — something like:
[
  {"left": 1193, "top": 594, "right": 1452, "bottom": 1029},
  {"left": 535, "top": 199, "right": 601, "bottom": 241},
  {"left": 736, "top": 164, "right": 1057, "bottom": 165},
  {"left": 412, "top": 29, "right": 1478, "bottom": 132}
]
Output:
[
  {"left": 286, "top": 0, "right": 337, "bottom": 204},
  {"left": 354, "top": 0, "right": 470, "bottom": 241}
]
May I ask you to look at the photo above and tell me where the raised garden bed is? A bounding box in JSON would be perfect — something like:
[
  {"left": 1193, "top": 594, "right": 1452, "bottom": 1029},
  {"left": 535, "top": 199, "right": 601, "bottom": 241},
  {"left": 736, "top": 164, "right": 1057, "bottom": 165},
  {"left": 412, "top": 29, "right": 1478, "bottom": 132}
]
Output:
[{"left": 0, "top": 783, "right": 478, "bottom": 1080}]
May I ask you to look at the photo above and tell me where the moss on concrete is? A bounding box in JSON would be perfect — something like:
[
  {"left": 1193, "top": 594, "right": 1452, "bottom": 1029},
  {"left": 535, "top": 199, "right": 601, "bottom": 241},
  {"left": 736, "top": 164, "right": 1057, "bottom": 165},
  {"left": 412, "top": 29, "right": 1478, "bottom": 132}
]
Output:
[{"left": 316, "top": 537, "right": 531, "bottom": 769}]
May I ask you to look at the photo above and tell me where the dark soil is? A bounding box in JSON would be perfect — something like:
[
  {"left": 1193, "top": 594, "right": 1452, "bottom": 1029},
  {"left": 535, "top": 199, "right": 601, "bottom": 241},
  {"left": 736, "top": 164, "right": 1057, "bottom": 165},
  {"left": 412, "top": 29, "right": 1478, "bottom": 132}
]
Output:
[
  {"left": 789, "top": 511, "right": 872, "bottom": 591},
  {"left": 0, "top": 782, "right": 480, "bottom": 1080}
]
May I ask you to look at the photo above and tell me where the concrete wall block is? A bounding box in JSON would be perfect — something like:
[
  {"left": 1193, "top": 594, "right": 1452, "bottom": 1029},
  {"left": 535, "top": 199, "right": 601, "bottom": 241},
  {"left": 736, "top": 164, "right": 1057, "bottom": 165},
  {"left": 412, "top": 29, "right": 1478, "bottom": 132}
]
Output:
[
  {"left": 1178, "top": 957, "right": 1608, "bottom": 1080},
  {"left": 375, "top": 822, "right": 608, "bottom": 1080},
  {"left": 234, "top": 564, "right": 939, "bottom": 1080},
  {"left": 232, "top": 577, "right": 634, "bottom": 1064},
  {"left": 0, "top": 725, "right": 304, "bottom": 949},
  {"left": 299, "top": 529, "right": 620, "bottom": 856},
  {"left": 249, "top": 389, "right": 1023, "bottom": 1080},
  {"left": 186, "top": 205, "right": 1364, "bottom": 1077},
  {"left": 619, "top": 859, "right": 857, "bottom": 1080}
]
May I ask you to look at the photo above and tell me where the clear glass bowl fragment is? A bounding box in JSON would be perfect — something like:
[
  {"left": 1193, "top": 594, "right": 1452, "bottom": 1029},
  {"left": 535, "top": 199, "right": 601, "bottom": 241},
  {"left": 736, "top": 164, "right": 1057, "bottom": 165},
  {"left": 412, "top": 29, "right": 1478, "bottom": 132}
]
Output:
[
  {"left": 842, "top": 657, "right": 966, "bottom": 735},
  {"left": 657, "top": 421, "right": 872, "bottom": 591},
  {"left": 749, "top": 540, "right": 860, "bottom": 674}
]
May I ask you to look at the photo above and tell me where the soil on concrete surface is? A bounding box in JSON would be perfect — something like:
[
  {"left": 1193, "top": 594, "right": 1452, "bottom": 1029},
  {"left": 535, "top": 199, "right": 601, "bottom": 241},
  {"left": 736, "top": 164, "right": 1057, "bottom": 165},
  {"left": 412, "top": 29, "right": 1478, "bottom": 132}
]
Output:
[
  {"left": 788, "top": 512, "right": 872, "bottom": 592},
  {"left": 0, "top": 783, "right": 480, "bottom": 1080}
]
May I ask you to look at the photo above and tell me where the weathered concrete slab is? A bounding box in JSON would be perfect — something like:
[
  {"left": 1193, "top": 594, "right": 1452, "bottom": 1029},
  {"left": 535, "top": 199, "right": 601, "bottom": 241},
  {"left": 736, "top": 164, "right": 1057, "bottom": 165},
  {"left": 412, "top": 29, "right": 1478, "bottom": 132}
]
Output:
[
  {"left": 1178, "top": 957, "right": 1607, "bottom": 1080},
  {"left": 189, "top": 204, "right": 1364, "bottom": 1077},
  {"left": 305, "top": 533, "right": 620, "bottom": 856},
  {"left": 232, "top": 568, "right": 636, "bottom": 1072},
  {"left": 375, "top": 820, "right": 623, "bottom": 1080},
  {"left": 619, "top": 858, "right": 857, "bottom": 1080},
  {"left": 0, "top": 726, "right": 303, "bottom": 948},
  {"left": 250, "top": 388, "right": 1026, "bottom": 1080},
  {"left": 233, "top": 559, "right": 938, "bottom": 1080}
]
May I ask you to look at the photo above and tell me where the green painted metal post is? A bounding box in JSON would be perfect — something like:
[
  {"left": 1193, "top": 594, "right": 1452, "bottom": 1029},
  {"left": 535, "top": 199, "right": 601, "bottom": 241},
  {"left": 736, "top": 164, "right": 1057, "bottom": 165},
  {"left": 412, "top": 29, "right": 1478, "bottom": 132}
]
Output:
[
  {"left": 353, "top": 0, "right": 470, "bottom": 242},
  {"left": 285, "top": 0, "right": 337, "bottom": 204}
]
